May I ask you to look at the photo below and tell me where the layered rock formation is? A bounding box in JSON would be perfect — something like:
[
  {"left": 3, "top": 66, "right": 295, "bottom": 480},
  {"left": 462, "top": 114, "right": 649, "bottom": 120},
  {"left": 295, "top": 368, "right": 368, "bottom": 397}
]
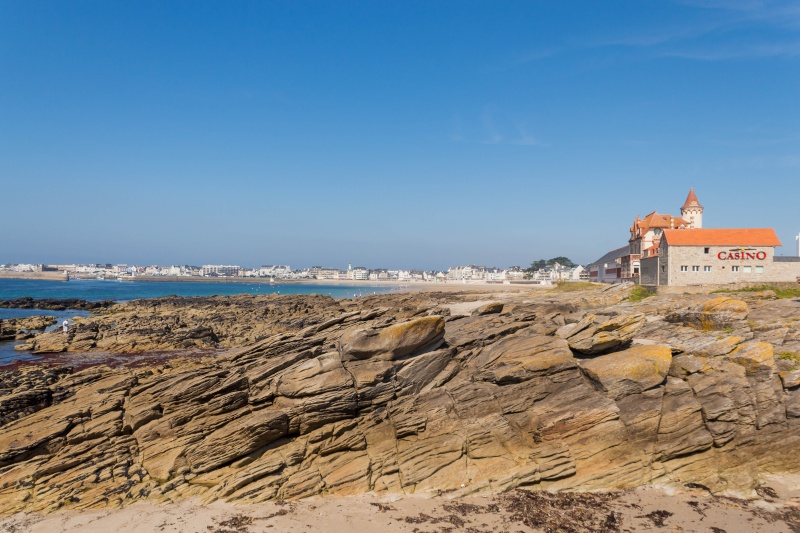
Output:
[
  {"left": 0, "top": 298, "right": 114, "bottom": 311},
  {"left": 0, "top": 316, "right": 56, "bottom": 342},
  {"left": 1, "top": 287, "right": 800, "bottom": 515}
]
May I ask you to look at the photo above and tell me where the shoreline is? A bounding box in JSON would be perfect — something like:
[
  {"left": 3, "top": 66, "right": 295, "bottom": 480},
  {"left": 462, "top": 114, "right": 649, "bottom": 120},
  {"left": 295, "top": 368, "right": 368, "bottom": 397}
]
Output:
[{"left": 0, "top": 273, "right": 555, "bottom": 292}]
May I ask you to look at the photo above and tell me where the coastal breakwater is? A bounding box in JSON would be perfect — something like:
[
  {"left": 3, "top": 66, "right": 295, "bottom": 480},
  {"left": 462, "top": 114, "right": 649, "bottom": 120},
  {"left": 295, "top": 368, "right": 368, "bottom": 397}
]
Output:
[
  {"left": 1, "top": 287, "right": 800, "bottom": 514},
  {"left": 0, "top": 272, "right": 67, "bottom": 282}
]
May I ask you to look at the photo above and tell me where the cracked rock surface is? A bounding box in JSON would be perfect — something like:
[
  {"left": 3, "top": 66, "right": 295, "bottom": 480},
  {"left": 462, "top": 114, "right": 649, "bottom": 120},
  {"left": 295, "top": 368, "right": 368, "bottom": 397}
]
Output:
[{"left": 1, "top": 286, "right": 800, "bottom": 514}]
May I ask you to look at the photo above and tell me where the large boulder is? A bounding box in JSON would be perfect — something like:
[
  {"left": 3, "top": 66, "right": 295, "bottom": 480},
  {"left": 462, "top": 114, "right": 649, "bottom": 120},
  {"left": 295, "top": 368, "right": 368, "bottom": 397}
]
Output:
[
  {"left": 556, "top": 313, "right": 645, "bottom": 355},
  {"left": 579, "top": 345, "right": 672, "bottom": 400},
  {"left": 473, "top": 332, "right": 575, "bottom": 385},
  {"left": 338, "top": 317, "right": 445, "bottom": 361},
  {"left": 666, "top": 296, "right": 749, "bottom": 330}
]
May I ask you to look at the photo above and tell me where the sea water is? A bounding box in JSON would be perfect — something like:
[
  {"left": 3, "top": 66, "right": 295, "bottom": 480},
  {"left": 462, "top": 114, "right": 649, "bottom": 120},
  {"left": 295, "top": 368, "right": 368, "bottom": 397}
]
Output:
[
  {"left": 0, "top": 278, "right": 398, "bottom": 365},
  {"left": 0, "top": 278, "right": 396, "bottom": 302}
]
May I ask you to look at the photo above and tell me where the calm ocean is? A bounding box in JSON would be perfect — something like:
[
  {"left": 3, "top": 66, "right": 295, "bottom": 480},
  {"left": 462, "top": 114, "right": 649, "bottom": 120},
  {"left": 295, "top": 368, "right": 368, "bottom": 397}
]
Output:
[
  {"left": 0, "top": 278, "right": 396, "bottom": 303},
  {"left": 0, "top": 278, "right": 398, "bottom": 365}
]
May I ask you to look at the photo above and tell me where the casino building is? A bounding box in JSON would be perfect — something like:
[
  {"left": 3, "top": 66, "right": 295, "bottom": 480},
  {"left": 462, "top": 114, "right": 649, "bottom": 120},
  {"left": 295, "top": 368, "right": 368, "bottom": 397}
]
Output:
[{"left": 635, "top": 190, "right": 800, "bottom": 287}]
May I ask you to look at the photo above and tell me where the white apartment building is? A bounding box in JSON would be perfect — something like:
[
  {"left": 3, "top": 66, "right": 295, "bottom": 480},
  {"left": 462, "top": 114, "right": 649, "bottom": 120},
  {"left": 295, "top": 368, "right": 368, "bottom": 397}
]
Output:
[
  {"left": 447, "top": 265, "right": 487, "bottom": 281},
  {"left": 347, "top": 267, "right": 369, "bottom": 281},
  {"left": 369, "top": 269, "right": 389, "bottom": 281},
  {"left": 505, "top": 267, "right": 526, "bottom": 281},
  {"left": 257, "top": 265, "right": 292, "bottom": 278},
  {"left": 201, "top": 265, "right": 241, "bottom": 277},
  {"left": 485, "top": 268, "right": 506, "bottom": 282},
  {"left": 316, "top": 268, "right": 338, "bottom": 280}
]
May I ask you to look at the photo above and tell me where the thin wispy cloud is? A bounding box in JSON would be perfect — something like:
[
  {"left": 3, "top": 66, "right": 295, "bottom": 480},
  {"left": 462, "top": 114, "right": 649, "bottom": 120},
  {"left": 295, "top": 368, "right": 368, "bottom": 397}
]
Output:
[
  {"left": 660, "top": 40, "right": 800, "bottom": 59},
  {"left": 512, "top": 135, "right": 550, "bottom": 147},
  {"left": 576, "top": 0, "right": 800, "bottom": 61},
  {"left": 450, "top": 107, "right": 550, "bottom": 147},
  {"left": 491, "top": 47, "right": 563, "bottom": 72},
  {"left": 702, "top": 134, "right": 800, "bottom": 146},
  {"left": 729, "top": 154, "right": 800, "bottom": 169}
]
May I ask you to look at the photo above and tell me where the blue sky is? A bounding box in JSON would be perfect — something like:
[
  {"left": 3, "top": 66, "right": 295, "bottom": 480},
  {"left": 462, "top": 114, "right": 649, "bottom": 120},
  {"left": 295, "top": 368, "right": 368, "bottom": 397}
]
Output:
[{"left": 1, "top": 1, "right": 799, "bottom": 269}]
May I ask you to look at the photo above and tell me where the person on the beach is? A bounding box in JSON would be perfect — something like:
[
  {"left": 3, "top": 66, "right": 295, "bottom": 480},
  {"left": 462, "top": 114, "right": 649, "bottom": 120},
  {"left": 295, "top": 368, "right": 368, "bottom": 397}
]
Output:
[{"left": 62, "top": 320, "right": 69, "bottom": 334}]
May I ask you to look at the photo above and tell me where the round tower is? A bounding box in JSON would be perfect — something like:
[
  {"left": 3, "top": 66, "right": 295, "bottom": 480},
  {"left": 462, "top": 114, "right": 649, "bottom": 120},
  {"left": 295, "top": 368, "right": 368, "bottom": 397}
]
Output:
[{"left": 680, "top": 188, "right": 703, "bottom": 228}]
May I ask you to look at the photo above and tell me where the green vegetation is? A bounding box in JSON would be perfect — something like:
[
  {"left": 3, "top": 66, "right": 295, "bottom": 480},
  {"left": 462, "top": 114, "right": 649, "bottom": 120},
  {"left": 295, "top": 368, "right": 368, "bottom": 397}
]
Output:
[
  {"left": 779, "top": 352, "right": 799, "bottom": 362},
  {"left": 525, "top": 257, "right": 576, "bottom": 278},
  {"left": 553, "top": 281, "right": 601, "bottom": 292},
  {"left": 628, "top": 285, "right": 654, "bottom": 303},
  {"left": 712, "top": 285, "right": 800, "bottom": 299}
]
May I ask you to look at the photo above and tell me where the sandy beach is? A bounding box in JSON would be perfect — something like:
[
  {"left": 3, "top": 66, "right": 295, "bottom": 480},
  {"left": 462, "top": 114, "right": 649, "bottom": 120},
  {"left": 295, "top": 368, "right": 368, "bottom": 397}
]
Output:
[{"left": 2, "top": 483, "right": 799, "bottom": 533}]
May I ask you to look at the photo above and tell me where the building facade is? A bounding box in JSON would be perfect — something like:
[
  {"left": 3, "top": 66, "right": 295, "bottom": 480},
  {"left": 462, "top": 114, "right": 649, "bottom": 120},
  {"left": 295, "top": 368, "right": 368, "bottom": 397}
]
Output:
[
  {"left": 640, "top": 228, "right": 800, "bottom": 287},
  {"left": 201, "top": 265, "right": 241, "bottom": 277},
  {"left": 625, "top": 188, "right": 703, "bottom": 281},
  {"left": 587, "top": 246, "right": 628, "bottom": 283}
]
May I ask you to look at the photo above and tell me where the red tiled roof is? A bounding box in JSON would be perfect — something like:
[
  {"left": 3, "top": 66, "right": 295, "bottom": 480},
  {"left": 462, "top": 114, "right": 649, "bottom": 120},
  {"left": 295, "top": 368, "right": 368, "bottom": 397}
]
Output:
[
  {"left": 681, "top": 188, "right": 702, "bottom": 209},
  {"left": 662, "top": 228, "right": 782, "bottom": 247},
  {"left": 639, "top": 212, "right": 688, "bottom": 229}
]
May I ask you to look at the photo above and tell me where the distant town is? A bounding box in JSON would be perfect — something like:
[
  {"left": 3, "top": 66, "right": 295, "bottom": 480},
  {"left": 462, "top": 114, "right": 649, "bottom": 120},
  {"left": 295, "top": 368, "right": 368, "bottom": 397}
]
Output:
[
  {"left": 0, "top": 260, "right": 590, "bottom": 284},
  {"left": 5, "top": 190, "right": 799, "bottom": 290}
]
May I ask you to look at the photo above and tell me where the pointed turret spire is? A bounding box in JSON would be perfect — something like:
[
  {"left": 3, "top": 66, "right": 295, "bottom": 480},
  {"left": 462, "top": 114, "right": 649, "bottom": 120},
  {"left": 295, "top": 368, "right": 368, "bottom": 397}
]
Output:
[
  {"left": 682, "top": 187, "right": 702, "bottom": 209},
  {"left": 680, "top": 188, "right": 704, "bottom": 228}
]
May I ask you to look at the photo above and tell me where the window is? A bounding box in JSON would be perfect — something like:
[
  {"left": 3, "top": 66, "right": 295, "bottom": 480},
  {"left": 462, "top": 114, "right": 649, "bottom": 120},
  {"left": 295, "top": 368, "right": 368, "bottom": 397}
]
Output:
[
  {"left": 732, "top": 266, "right": 739, "bottom": 272},
  {"left": 680, "top": 265, "right": 688, "bottom": 272},
  {"left": 704, "top": 247, "right": 710, "bottom": 254},
  {"left": 743, "top": 266, "right": 752, "bottom": 273},
  {"left": 692, "top": 266, "right": 700, "bottom": 272},
  {"left": 755, "top": 266, "right": 764, "bottom": 273},
  {"left": 704, "top": 266, "right": 711, "bottom": 272}
]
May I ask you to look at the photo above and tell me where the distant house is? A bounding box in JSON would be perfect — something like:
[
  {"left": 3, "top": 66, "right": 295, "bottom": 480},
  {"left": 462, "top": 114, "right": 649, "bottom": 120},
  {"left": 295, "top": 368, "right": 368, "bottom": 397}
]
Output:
[
  {"left": 587, "top": 246, "right": 629, "bottom": 283},
  {"left": 316, "top": 268, "right": 338, "bottom": 280},
  {"left": 446, "top": 265, "right": 486, "bottom": 282},
  {"left": 505, "top": 267, "right": 526, "bottom": 281}
]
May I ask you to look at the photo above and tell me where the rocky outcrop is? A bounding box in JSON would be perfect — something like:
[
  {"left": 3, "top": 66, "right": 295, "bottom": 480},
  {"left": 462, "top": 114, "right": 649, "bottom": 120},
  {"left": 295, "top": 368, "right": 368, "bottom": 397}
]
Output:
[
  {"left": 0, "top": 316, "right": 56, "bottom": 342},
  {"left": 1, "top": 287, "right": 800, "bottom": 515},
  {"left": 0, "top": 298, "right": 114, "bottom": 311}
]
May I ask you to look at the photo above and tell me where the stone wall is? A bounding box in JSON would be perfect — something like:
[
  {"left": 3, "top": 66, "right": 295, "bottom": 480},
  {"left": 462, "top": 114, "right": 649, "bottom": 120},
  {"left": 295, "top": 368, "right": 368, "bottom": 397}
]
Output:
[
  {"left": 640, "top": 256, "right": 660, "bottom": 286},
  {"left": 0, "top": 271, "right": 68, "bottom": 281},
  {"left": 640, "top": 245, "right": 800, "bottom": 287}
]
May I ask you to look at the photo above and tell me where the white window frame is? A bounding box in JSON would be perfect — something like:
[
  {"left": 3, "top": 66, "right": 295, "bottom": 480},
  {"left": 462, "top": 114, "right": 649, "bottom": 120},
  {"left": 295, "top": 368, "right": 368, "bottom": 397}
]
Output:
[
  {"left": 743, "top": 266, "right": 752, "bottom": 274},
  {"left": 732, "top": 266, "right": 740, "bottom": 272},
  {"left": 692, "top": 265, "right": 700, "bottom": 272},
  {"left": 704, "top": 266, "right": 711, "bottom": 272},
  {"left": 680, "top": 265, "right": 688, "bottom": 272}
]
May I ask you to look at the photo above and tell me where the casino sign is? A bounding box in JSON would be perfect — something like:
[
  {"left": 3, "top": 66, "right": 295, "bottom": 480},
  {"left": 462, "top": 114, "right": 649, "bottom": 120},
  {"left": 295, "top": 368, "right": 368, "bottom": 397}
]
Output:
[{"left": 717, "top": 248, "right": 768, "bottom": 261}]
